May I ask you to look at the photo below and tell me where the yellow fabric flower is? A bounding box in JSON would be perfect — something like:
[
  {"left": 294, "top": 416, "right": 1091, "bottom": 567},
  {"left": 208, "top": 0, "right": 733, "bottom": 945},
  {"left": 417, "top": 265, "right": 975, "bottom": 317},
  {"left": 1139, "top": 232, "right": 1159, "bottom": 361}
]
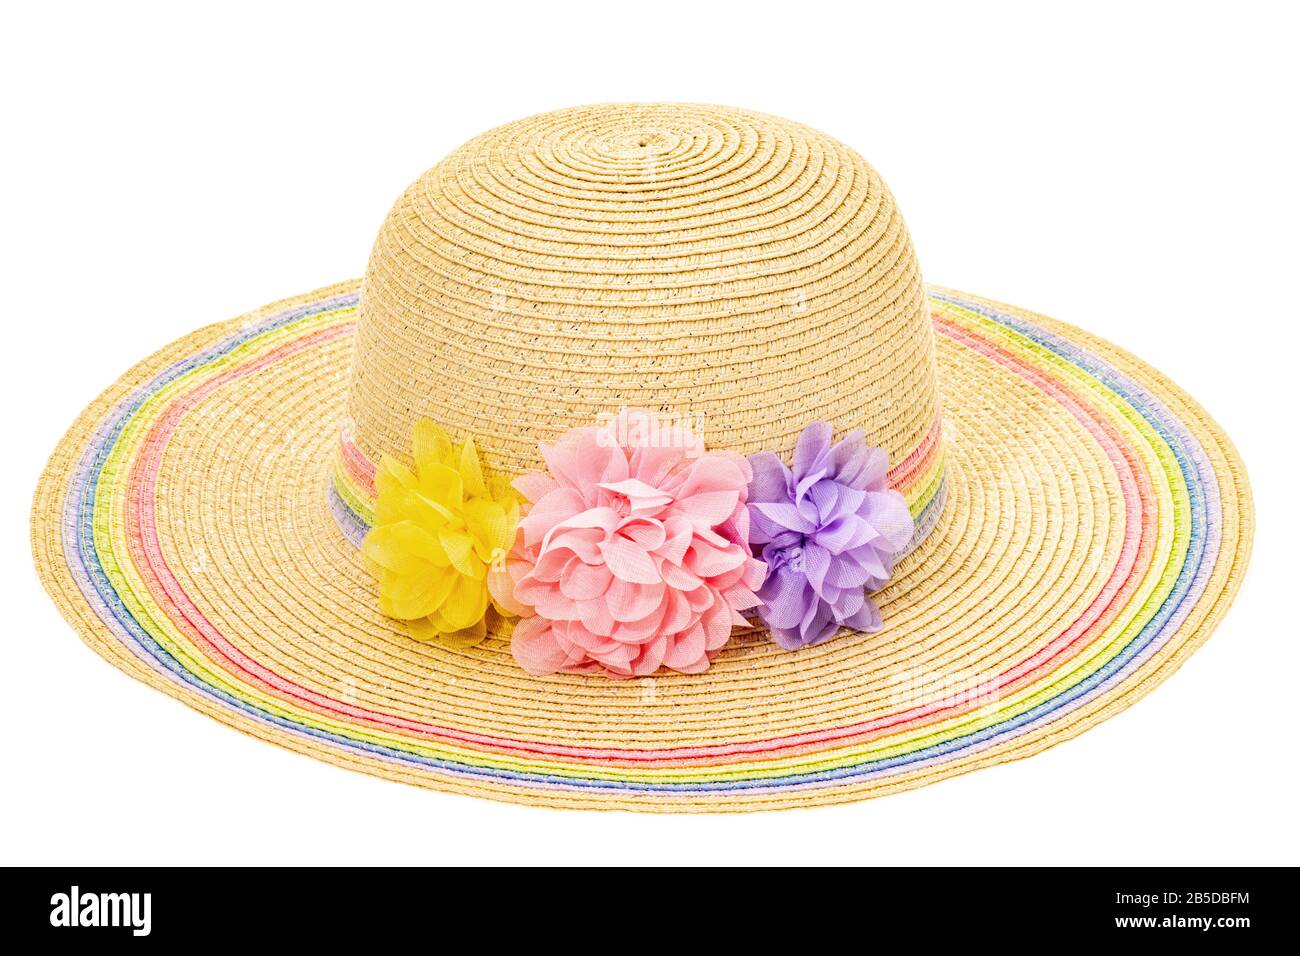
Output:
[{"left": 361, "top": 419, "right": 519, "bottom": 647}]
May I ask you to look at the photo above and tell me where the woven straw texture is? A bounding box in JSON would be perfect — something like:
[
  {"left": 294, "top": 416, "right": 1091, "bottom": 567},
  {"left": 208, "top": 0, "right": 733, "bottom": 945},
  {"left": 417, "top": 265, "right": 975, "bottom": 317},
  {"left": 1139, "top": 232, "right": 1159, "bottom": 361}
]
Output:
[
  {"left": 350, "top": 104, "right": 936, "bottom": 479},
  {"left": 31, "top": 104, "right": 1252, "bottom": 811}
]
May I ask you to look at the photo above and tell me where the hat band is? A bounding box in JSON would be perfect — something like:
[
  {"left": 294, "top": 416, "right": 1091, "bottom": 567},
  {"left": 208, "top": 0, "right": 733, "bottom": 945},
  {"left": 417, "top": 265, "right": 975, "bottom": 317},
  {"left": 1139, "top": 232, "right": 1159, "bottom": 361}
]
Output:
[{"left": 327, "top": 412, "right": 948, "bottom": 562}]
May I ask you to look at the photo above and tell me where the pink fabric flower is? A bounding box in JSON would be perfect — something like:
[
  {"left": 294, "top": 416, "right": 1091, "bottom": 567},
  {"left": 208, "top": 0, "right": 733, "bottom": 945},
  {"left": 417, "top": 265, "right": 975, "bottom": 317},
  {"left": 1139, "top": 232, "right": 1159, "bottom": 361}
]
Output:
[{"left": 491, "top": 410, "right": 766, "bottom": 677}]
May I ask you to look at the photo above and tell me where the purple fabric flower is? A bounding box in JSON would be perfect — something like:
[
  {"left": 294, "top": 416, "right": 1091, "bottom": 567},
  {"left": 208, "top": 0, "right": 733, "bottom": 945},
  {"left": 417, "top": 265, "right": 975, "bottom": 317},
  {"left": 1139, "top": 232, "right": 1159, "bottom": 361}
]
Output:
[{"left": 747, "top": 422, "right": 915, "bottom": 649}]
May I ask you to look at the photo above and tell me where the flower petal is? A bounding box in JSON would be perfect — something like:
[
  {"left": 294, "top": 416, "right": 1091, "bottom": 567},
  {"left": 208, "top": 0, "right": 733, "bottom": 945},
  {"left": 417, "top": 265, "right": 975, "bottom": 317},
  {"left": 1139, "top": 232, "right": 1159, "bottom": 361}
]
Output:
[
  {"left": 511, "top": 616, "right": 570, "bottom": 675},
  {"left": 605, "top": 577, "right": 663, "bottom": 621},
  {"left": 674, "top": 488, "right": 741, "bottom": 528},
  {"left": 438, "top": 528, "right": 483, "bottom": 579},
  {"left": 438, "top": 574, "right": 488, "bottom": 630},
  {"left": 814, "top": 514, "right": 879, "bottom": 554},
  {"left": 600, "top": 536, "right": 661, "bottom": 584},
  {"left": 411, "top": 419, "right": 453, "bottom": 475},
  {"left": 752, "top": 501, "right": 817, "bottom": 534},
  {"left": 458, "top": 437, "right": 488, "bottom": 497},
  {"left": 541, "top": 428, "right": 617, "bottom": 496},
  {"left": 597, "top": 477, "right": 674, "bottom": 513},
  {"left": 363, "top": 521, "right": 444, "bottom": 570},
  {"left": 684, "top": 540, "right": 746, "bottom": 578},
  {"left": 802, "top": 541, "right": 832, "bottom": 597},
  {"left": 825, "top": 430, "right": 868, "bottom": 484},
  {"left": 513, "top": 472, "right": 559, "bottom": 503},
  {"left": 463, "top": 498, "right": 509, "bottom": 559},
  {"left": 662, "top": 622, "right": 707, "bottom": 670},
  {"left": 797, "top": 597, "right": 839, "bottom": 646},
  {"left": 843, "top": 598, "right": 883, "bottom": 632},
  {"left": 560, "top": 561, "right": 613, "bottom": 601},
  {"left": 756, "top": 567, "right": 814, "bottom": 630},
  {"left": 617, "top": 517, "right": 667, "bottom": 551},
  {"left": 420, "top": 461, "right": 464, "bottom": 512},
  {"left": 438, "top": 616, "right": 488, "bottom": 648},
  {"left": 792, "top": 421, "right": 833, "bottom": 480},
  {"left": 377, "top": 453, "right": 418, "bottom": 492},
  {"left": 488, "top": 564, "right": 527, "bottom": 616},
  {"left": 864, "top": 489, "right": 916, "bottom": 550},
  {"left": 747, "top": 451, "right": 792, "bottom": 503},
  {"left": 380, "top": 566, "right": 456, "bottom": 620}
]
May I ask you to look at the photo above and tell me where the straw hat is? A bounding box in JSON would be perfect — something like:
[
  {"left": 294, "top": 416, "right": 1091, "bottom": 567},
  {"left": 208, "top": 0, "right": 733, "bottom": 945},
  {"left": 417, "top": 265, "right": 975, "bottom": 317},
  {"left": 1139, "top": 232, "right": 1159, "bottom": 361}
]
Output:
[{"left": 31, "top": 103, "right": 1252, "bottom": 810}]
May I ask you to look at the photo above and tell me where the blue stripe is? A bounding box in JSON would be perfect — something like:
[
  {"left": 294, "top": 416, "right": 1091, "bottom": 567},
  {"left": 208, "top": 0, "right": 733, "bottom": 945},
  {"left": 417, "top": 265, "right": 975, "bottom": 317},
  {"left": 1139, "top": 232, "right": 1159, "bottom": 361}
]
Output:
[{"left": 61, "top": 292, "right": 1217, "bottom": 793}]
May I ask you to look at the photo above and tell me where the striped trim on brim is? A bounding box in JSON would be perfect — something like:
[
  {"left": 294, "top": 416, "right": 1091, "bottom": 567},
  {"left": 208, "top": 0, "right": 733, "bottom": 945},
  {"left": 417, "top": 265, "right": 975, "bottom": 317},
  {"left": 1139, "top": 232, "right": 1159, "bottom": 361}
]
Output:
[
  {"left": 30, "top": 284, "right": 1252, "bottom": 810},
  {"left": 328, "top": 392, "right": 948, "bottom": 556}
]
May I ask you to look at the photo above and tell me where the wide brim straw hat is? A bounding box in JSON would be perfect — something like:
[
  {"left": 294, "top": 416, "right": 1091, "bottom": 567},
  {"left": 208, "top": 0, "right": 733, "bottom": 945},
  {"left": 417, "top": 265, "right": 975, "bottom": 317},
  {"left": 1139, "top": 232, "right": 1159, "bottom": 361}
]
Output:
[{"left": 32, "top": 103, "right": 1252, "bottom": 811}]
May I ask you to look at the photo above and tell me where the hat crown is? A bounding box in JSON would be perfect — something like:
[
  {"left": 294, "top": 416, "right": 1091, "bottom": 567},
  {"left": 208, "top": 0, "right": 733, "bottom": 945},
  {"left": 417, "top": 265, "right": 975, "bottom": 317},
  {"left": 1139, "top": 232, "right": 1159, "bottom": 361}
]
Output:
[{"left": 347, "top": 103, "right": 940, "bottom": 476}]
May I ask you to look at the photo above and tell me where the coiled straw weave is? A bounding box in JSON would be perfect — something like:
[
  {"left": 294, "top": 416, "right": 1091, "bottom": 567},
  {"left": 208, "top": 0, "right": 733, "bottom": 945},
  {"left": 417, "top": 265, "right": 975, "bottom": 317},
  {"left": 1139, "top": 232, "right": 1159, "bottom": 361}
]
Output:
[
  {"left": 351, "top": 103, "right": 937, "bottom": 478},
  {"left": 31, "top": 104, "right": 1252, "bottom": 810}
]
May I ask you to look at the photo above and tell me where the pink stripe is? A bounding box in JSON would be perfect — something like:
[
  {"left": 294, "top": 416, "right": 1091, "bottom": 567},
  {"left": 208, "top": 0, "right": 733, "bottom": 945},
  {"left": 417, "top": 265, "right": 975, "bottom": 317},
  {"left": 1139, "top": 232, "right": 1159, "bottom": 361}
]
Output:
[
  {"left": 119, "top": 315, "right": 1156, "bottom": 767},
  {"left": 338, "top": 431, "right": 376, "bottom": 495},
  {"left": 887, "top": 413, "right": 942, "bottom": 491}
]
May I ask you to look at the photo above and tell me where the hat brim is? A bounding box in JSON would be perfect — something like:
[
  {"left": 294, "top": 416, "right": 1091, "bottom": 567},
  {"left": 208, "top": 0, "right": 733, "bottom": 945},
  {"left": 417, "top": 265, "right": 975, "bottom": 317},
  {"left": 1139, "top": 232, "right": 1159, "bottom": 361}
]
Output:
[{"left": 31, "top": 280, "right": 1252, "bottom": 811}]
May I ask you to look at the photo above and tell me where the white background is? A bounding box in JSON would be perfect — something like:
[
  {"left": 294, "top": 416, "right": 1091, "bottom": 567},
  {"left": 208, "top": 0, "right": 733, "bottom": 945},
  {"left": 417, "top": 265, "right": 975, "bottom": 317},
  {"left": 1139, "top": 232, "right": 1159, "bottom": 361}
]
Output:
[{"left": 2, "top": 1, "right": 1295, "bottom": 866}]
